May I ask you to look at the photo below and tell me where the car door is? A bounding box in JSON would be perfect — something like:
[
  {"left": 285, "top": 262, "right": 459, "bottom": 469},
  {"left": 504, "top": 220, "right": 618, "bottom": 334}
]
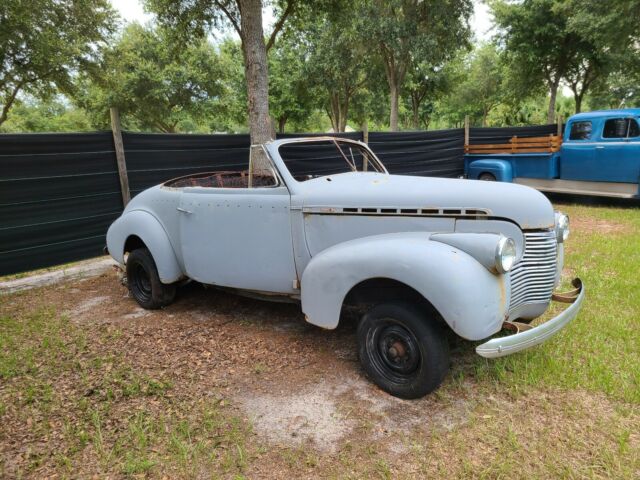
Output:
[
  {"left": 177, "top": 153, "right": 297, "bottom": 294},
  {"left": 595, "top": 116, "right": 640, "bottom": 183}
]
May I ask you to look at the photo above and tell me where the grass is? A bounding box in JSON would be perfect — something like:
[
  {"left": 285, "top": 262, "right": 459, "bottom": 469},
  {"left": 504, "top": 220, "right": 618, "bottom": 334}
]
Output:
[
  {"left": 0, "top": 200, "right": 638, "bottom": 478},
  {"left": 0, "top": 309, "right": 249, "bottom": 478},
  {"left": 471, "top": 203, "right": 640, "bottom": 403}
]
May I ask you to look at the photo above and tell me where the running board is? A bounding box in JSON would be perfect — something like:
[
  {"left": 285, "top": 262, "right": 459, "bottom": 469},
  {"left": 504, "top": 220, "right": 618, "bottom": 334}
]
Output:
[{"left": 514, "top": 178, "right": 638, "bottom": 198}]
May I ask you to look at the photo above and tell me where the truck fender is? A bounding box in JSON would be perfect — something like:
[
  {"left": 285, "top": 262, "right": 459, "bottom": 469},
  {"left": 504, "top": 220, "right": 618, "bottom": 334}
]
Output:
[
  {"left": 467, "top": 158, "right": 513, "bottom": 182},
  {"left": 106, "top": 209, "right": 184, "bottom": 284},
  {"left": 300, "top": 232, "right": 509, "bottom": 340}
]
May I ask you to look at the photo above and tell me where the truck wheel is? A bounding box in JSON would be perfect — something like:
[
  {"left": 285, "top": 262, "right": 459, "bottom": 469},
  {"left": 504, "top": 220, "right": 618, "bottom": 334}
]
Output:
[
  {"left": 126, "top": 248, "right": 176, "bottom": 309},
  {"left": 357, "top": 302, "right": 449, "bottom": 399},
  {"left": 479, "top": 172, "right": 496, "bottom": 181}
]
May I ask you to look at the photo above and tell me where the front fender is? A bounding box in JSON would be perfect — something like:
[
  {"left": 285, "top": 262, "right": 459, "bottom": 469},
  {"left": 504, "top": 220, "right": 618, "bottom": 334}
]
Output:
[
  {"left": 106, "top": 210, "right": 184, "bottom": 283},
  {"left": 467, "top": 158, "right": 513, "bottom": 182},
  {"left": 300, "top": 232, "right": 509, "bottom": 340}
]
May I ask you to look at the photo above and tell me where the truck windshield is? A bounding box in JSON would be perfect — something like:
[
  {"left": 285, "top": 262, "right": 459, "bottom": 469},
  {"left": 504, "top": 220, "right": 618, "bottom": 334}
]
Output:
[{"left": 278, "top": 139, "right": 385, "bottom": 181}]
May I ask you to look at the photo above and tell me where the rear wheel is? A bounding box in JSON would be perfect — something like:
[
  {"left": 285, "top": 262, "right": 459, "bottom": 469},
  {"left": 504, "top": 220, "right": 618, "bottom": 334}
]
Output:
[
  {"left": 126, "top": 248, "right": 176, "bottom": 309},
  {"left": 357, "top": 302, "right": 449, "bottom": 399},
  {"left": 479, "top": 172, "right": 496, "bottom": 181}
]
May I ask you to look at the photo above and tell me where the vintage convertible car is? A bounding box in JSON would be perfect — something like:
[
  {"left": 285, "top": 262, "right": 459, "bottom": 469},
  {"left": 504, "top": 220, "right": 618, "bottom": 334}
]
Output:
[{"left": 106, "top": 137, "right": 584, "bottom": 398}]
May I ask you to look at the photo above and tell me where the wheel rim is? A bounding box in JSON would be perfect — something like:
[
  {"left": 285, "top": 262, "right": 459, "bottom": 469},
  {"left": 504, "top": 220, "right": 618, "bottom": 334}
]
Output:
[
  {"left": 132, "top": 263, "right": 152, "bottom": 303},
  {"left": 367, "top": 320, "right": 421, "bottom": 384}
]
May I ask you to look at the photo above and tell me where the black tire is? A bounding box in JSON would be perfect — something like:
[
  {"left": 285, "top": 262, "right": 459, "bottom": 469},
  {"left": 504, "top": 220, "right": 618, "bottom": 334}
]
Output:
[
  {"left": 126, "top": 248, "right": 176, "bottom": 309},
  {"left": 357, "top": 302, "right": 449, "bottom": 399},
  {"left": 479, "top": 172, "right": 496, "bottom": 181}
]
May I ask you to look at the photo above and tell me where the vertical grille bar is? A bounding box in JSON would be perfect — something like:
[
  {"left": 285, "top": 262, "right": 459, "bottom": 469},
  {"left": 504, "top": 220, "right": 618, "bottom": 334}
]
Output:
[{"left": 509, "top": 230, "right": 557, "bottom": 311}]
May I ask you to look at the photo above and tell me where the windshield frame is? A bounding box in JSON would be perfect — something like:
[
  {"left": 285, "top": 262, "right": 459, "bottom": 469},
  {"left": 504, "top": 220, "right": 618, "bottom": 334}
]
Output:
[{"left": 272, "top": 137, "right": 388, "bottom": 183}]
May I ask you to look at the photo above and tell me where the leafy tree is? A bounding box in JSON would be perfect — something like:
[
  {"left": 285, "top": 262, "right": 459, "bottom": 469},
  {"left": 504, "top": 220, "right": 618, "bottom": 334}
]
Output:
[
  {"left": 268, "top": 33, "right": 315, "bottom": 133},
  {"left": 146, "top": 0, "right": 299, "bottom": 145},
  {"left": 0, "top": 0, "right": 115, "bottom": 126},
  {"left": 403, "top": 60, "right": 455, "bottom": 129},
  {"left": 588, "top": 61, "right": 640, "bottom": 110},
  {"left": 491, "top": 0, "right": 576, "bottom": 123},
  {"left": 565, "top": 0, "right": 640, "bottom": 112},
  {"left": 491, "top": 0, "right": 637, "bottom": 121},
  {"left": 357, "top": 0, "right": 472, "bottom": 131},
  {"left": 211, "top": 39, "right": 248, "bottom": 132},
  {"left": 457, "top": 44, "right": 505, "bottom": 126},
  {"left": 0, "top": 97, "right": 91, "bottom": 133},
  {"left": 76, "top": 24, "right": 224, "bottom": 132},
  {"left": 300, "top": 12, "right": 373, "bottom": 132}
]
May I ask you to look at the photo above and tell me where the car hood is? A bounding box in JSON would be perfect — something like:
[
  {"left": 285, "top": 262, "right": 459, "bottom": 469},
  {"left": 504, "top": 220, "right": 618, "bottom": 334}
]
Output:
[{"left": 298, "top": 172, "right": 555, "bottom": 229}]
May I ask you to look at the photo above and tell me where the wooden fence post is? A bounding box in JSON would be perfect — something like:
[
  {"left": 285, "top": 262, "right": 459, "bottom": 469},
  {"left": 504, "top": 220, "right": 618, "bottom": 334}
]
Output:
[
  {"left": 110, "top": 107, "right": 131, "bottom": 207},
  {"left": 361, "top": 119, "right": 369, "bottom": 143},
  {"left": 464, "top": 115, "right": 470, "bottom": 149}
]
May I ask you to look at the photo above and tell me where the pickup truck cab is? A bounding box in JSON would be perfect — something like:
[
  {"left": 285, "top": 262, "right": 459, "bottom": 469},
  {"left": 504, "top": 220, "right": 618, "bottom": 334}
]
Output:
[
  {"left": 107, "top": 137, "right": 584, "bottom": 399},
  {"left": 465, "top": 108, "right": 640, "bottom": 198}
]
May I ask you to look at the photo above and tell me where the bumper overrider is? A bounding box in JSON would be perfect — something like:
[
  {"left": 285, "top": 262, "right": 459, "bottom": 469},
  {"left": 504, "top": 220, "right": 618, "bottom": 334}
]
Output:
[{"left": 476, "top": 278, "right": 584, "bottom": 358}]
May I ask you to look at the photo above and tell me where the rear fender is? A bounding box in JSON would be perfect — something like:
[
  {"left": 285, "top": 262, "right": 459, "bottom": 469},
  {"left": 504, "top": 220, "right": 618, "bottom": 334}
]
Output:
[
  {"left": 467, "top": 159, "right": 513, "bottom": 182},
  {"left": 300, "top": 232, "right": 509, "bottom": 340},
  {"left": 106, "top": 210, "right": 183, "bottom": 283}
]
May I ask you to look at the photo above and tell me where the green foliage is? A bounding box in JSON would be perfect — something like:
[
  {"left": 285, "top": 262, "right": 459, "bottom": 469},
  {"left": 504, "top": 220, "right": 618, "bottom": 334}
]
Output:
[
  {"left": 0, "top": 97, "right": 92, "bottom": 133},
  {"left": 491, "top": 0, "right": 639, "bottom": 119},
  {"left": 2, "top": 0, "right": 638, "bottom": 134},
  {"left": 299, "top": 9, "right": 373, "bottom": 132},
  {"left": 75, "top": 23, "right": 225, "bottom": 132},
  {"left": 0, "top": 0, "right": 116, "bottom": 126},
  {"left": 357, "top": 0, "right": 473, "bottom": 130},
  {"left": 435, "top": 44, "right": 506, "bottom": 127},
  {"left": 268, "top": 33, "right": 316, "bottom": 133}
]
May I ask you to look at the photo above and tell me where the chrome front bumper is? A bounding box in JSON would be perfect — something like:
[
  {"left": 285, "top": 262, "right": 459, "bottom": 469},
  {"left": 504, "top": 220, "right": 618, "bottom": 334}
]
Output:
[{"left": 476, "top": 278, "right": 584, "bottom": 358}]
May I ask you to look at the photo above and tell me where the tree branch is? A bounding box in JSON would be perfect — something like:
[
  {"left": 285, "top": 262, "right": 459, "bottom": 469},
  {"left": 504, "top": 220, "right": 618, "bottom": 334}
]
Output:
[
  {"left": 0, "top": 81, "right": 25, "bottom": 126},
  {"left": 216, "top": 0, "right": 242, "bottom": 38},
  {"left": 266, "top": 1, "right": 294, "bottom": 52}
]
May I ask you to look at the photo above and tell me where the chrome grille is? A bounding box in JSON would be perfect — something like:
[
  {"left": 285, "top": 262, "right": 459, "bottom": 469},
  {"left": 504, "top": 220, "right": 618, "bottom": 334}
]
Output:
[{"left": 509, "top": 230, "right": 557, "bottom": 311}]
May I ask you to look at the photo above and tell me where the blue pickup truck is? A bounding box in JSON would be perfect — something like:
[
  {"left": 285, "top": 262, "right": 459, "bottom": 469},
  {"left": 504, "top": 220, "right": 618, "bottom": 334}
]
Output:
[{"left": 464, "top": 109, "right": 640, "bottom": 198}]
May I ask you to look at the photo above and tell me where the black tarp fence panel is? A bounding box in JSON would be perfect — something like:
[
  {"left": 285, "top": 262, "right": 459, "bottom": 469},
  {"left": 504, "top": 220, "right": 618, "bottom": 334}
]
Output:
[
  {"left": 1, "top": 125, "right": 559, "bottom": 276},
  {"left": 0, "top": 132, "right": 122, "bottom": 276},
  {"left": 469, "top": 124, "right": 560, "bottom": 144},
  {"left": 368, "top": 129, "right": 465, "bottom": 177},
  {"left": 122, "top": 132, "right": 251, "bottom": 195}
]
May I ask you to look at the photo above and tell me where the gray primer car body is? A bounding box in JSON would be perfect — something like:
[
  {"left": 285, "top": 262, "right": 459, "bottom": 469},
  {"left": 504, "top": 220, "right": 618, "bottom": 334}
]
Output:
[{"left": 107, "top": 137, "right": 584, "bottom": 358}]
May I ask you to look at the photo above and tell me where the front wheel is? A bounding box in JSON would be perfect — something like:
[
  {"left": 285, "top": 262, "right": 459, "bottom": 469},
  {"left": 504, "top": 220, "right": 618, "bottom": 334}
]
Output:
[
  {"left": 126, "top": 248, "right": 176, "bottom": 309},
  {"left": 479, "top": 172, "right": 496, "bottom": 181},
  {"left": 357, "top": 302, "right": 449, "bottom": 399}
]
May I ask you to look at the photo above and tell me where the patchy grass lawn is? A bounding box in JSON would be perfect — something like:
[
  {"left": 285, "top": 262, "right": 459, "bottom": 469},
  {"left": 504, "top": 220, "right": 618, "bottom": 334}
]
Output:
[
  {"left": 473, "top": 203, "right": 640, "bottom": 404},
  {"left": 0, "top": 200, "right": 638, "bottom": 478}
]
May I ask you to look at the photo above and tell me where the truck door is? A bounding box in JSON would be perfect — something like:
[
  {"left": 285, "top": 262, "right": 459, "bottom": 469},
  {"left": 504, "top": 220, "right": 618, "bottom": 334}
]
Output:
[
  {"left": 595, "top": 117, "right": 640, "bottom": 183},
  {"left": 560, "top": 119, "right": 597, "bottom": 180}
]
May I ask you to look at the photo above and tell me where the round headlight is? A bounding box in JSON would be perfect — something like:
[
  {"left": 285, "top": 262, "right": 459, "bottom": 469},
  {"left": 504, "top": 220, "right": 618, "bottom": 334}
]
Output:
[
  {"left": 495, "top": 236, "right": 517, "bottom": 273},
  {"left": 556, "top": 213, "right": 570, "bottom": 242}
]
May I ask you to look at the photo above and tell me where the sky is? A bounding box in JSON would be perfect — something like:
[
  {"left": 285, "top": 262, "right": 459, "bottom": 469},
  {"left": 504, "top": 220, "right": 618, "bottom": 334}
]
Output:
[{"left": 109, "top": 0, "right": 495, "bottom": 42}]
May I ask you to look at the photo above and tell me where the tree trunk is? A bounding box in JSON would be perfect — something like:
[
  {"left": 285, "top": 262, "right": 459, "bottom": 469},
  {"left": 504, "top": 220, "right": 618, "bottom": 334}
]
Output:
[
  {"left": 239, "top": 0, "right": 272, "bottom": 145},
  {"left": 329, "top": 93, "right": 340, "bottom": 132},
  {"left": 575, "top": 94, "right": 583, "bottom": 114},
  {"left": 278, "top": 116, "right": 287, "bottom": 134},
  {"left": 411, "top": 94, "right": 420, "bottom": 130},
  {"left": 339, "top": 97, "right": 349, "bottom": 132},
  {"left": 0, "top": 82, "right": 23, "bottom": 126},
  {"left": 547, "top": 78, "right": 560, "bottom": 124},
  {"left": 361, "top": 118, "right": 368, "bottom": 143},
  {"left": 389, "top": 80, "right": 399, "bottom": 132}
]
